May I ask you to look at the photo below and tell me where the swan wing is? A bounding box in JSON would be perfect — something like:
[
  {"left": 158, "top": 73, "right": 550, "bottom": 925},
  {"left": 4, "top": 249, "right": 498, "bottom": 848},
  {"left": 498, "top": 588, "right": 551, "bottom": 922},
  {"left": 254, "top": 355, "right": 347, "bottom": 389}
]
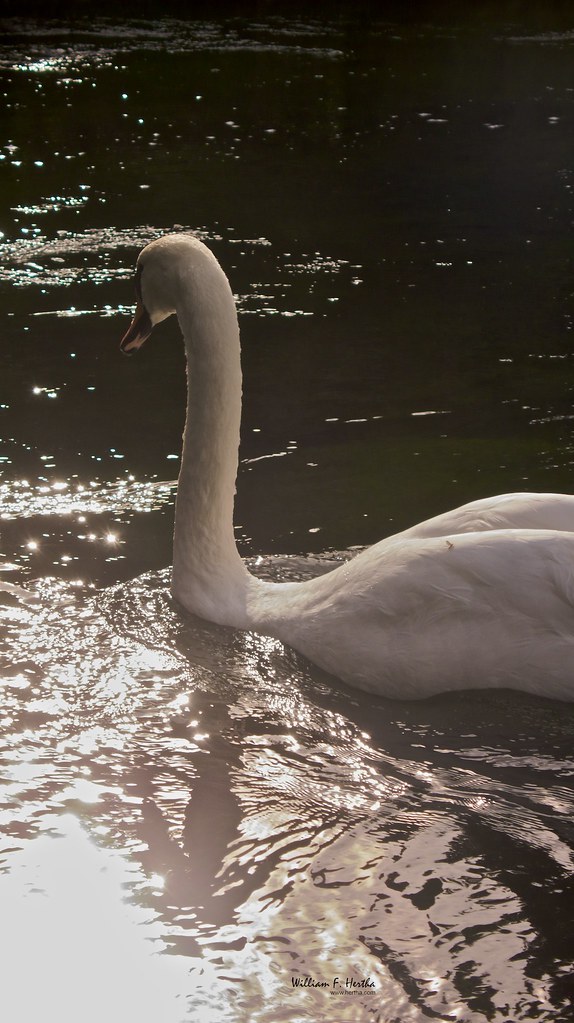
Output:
[
  {"left": 269, "top": 529, "right": 574, "bottom": 699},
  {"left": 396, "top": 492, "right": 574, "bottom": 539}
]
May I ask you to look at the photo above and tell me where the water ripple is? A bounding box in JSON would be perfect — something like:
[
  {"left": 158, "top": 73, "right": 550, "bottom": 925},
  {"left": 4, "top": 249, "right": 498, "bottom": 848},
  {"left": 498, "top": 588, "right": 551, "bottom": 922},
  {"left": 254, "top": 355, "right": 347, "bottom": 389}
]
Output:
[{"left": 1, "top": 565, "right": 572, "bottom": 1019}]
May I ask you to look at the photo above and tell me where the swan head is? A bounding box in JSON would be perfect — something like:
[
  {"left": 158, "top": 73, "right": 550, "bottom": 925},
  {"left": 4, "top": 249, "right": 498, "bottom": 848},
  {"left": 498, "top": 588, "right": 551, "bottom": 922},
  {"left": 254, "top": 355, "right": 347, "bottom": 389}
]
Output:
[{"left": 120, "top": 234, "right": 200, "bottom": 354}]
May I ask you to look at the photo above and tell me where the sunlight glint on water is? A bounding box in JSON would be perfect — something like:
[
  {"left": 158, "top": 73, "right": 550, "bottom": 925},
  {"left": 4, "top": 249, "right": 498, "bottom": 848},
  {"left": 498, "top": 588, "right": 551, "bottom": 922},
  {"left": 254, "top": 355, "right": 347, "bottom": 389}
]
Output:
[
  {"left": 0, "top": 816, "right": 193, "bottom": 1023},
  {"left": 1, "top": 567, "right": 572, "bottom": 1020}
]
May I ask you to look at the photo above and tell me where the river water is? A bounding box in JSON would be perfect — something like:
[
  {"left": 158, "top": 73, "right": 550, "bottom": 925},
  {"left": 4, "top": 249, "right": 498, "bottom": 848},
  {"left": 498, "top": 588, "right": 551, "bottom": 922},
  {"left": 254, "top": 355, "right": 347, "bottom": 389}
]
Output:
[{"left": 1, "top": 11, "right": 574, "bottom": 1022}]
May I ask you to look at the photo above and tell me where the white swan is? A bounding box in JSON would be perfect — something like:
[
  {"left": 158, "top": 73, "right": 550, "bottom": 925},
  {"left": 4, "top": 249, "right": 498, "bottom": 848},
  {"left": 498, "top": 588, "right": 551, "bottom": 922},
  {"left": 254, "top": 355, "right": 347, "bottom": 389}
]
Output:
[{"left": 120, "top": 234, "right": 574, "bottom": 700}]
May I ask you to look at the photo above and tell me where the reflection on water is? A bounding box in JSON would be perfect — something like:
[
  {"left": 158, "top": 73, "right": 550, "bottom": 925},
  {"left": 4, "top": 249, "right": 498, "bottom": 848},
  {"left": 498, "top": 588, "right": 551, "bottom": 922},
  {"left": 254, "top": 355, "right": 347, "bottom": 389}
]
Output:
[
  {"left": 0, "top": 816, "right": 190, "bottom": 1023},
  {"left": 0, "top": 473, "right": 175, "bottom": 518},
  {"left": 1, "top": 567, "right": 574, "bottom": 1021},
  {"left": 2, "top": 10, "right": 574, "bottom": 1022}
]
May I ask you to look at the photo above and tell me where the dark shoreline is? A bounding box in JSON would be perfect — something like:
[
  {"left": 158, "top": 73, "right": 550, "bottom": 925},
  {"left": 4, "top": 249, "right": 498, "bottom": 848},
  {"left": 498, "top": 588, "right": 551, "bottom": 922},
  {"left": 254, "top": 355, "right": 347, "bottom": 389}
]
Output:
[{"left": 1, "top": 0, "right": 574, "bottom": 30}]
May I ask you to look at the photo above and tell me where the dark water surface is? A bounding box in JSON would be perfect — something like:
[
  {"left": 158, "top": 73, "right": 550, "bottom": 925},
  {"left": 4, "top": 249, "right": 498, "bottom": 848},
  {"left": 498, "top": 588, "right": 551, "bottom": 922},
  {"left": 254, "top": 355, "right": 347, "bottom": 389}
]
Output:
[{"left": 1, "top": 12, "right": 574, "bottom": 1023}]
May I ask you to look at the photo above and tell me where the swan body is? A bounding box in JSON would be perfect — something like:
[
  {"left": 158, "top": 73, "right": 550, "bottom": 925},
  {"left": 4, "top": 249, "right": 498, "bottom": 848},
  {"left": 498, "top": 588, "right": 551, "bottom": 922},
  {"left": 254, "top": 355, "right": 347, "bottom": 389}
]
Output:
[{"left": 120, "top": 234, "right": 574, "bottom": 699}]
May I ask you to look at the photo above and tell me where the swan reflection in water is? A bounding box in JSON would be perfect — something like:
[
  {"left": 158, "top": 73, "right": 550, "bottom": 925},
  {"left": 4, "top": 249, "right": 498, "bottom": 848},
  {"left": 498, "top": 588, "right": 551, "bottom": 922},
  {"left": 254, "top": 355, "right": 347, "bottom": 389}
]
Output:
[
  {"left": 120, "top": 232, "right": 574, "bottom": 701},
  {"left": 2, "top": 568, "right": 571, "bottom": 1022}
]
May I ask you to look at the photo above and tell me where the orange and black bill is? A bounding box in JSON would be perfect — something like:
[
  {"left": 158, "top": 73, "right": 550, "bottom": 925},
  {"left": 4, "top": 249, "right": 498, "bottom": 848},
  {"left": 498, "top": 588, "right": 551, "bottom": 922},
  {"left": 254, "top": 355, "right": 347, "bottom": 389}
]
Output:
[{"left": 120, "top": 300, "right": 153, "bottom": 354}]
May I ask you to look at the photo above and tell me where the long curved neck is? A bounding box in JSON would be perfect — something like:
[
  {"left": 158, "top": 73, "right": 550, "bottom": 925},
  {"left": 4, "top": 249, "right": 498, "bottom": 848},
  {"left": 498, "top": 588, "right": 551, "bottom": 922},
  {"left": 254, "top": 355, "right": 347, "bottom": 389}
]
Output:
[{"left": 171, "top": 254, "right": 251, "bottom": 625}]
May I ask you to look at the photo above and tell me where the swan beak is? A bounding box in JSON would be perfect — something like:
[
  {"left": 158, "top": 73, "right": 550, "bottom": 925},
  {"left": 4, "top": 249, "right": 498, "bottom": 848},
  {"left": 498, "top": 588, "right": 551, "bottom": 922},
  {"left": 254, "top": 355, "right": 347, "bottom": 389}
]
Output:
[{"left": 120, "top": 301, "right": 153, "bottom": 354}]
